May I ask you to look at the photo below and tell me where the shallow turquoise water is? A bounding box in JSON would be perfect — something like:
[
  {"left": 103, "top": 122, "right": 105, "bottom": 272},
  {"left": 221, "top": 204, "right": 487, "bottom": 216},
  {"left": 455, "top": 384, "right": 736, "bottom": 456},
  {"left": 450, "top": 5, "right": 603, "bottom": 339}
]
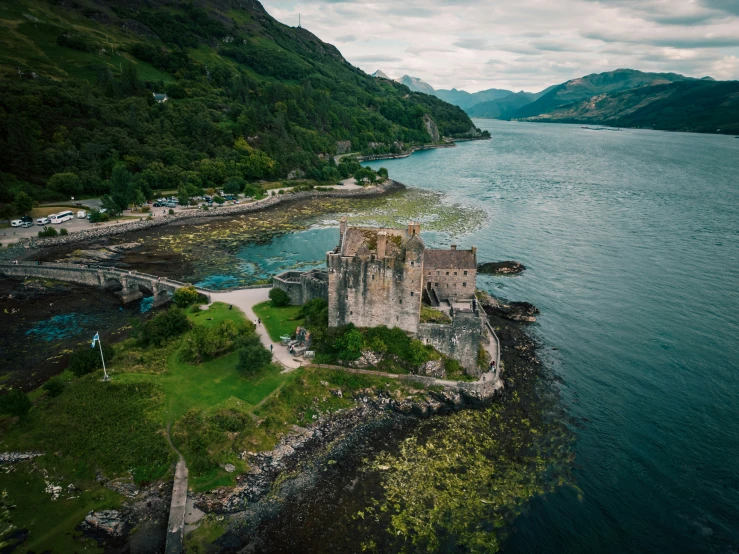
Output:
[{"left": 367, "top": 122, "right": 739, "bottom": 553}]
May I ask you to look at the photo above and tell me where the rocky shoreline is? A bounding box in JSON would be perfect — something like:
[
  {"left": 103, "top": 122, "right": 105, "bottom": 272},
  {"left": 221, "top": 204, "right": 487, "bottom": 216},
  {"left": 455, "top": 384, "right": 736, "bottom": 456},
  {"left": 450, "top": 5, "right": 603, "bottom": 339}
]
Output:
[
  {"left": 1, "top": 180, "right": 403, "bottom": 255},
  {"left": 355, "top": 136, "right": 491, "bottom": 162}
]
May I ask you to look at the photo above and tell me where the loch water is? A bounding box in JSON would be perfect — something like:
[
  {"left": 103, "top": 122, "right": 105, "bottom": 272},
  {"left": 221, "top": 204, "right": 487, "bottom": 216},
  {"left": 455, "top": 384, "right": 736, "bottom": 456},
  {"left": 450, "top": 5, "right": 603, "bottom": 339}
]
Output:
[{"left": 367, "top": 121, "right": 739, "bottom": 553}]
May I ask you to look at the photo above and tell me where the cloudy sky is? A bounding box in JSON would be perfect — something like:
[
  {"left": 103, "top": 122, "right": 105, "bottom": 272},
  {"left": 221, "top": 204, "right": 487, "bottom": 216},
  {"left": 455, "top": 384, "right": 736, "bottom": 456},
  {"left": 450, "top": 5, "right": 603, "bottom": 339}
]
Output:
[{"left": 261, "top": 0, "right": 739, "bottom": 92}]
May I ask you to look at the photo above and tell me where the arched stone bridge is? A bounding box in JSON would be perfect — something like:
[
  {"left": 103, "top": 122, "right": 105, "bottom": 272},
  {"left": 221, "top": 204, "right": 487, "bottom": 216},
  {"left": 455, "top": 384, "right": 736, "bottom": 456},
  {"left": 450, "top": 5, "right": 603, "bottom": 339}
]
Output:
[{"left": 0, "top": 262, "right": 194, "bottom": 307}]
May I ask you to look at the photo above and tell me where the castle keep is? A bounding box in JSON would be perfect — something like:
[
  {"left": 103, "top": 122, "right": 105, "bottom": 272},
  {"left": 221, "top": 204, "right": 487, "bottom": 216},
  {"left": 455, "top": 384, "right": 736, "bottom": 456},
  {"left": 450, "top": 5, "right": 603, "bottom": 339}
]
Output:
[{"left": 274, "top": 218, "right": 488, "bottom": 371}]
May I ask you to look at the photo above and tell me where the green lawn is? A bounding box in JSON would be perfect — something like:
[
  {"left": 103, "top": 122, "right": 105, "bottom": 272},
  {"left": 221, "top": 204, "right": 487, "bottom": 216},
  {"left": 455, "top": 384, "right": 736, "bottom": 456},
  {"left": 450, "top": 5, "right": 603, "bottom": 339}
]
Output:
[{"left": 252, "top": 301, "right": 304, "bottom": 341}]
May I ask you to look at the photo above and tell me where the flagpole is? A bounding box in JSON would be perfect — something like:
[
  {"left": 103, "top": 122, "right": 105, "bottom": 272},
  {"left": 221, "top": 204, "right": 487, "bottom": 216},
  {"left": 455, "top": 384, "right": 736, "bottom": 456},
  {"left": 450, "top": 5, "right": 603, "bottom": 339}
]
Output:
[{"left": 97, "top": 331, "right": 110, "bottom": 381}]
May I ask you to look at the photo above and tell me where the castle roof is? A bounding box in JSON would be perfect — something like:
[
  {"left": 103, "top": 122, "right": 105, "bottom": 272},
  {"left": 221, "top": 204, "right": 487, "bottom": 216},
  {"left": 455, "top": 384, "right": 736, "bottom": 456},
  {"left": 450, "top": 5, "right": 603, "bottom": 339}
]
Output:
[
  {"left": 423, "top": 249, "right": 476, "bottom": 269},
  {"left": 340, "top": 227, "right": 415, "bottom": 257}
]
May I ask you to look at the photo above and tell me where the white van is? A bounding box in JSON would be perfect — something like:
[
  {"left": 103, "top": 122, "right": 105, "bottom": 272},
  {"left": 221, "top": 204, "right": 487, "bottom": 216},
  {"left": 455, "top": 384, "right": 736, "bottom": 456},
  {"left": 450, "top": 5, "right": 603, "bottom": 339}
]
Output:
[
  {"left": 50, "top": 210, "right": 73, "bottom": 224},
  {"left": 76, "top": 210, "right": 86, "bottom": 219}
]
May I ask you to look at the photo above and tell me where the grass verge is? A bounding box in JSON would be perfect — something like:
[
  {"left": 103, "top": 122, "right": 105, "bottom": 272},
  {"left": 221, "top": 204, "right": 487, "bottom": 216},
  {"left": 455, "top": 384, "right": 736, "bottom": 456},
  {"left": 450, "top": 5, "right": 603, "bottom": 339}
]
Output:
[{"left": 252, "top": 301, "right": 303, "bottom": 341}]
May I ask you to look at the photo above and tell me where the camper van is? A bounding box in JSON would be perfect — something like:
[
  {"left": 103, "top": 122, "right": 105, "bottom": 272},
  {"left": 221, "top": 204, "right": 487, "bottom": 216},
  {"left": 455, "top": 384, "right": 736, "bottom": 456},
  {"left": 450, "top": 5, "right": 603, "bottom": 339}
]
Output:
[
  {"left": 76, "top": 210, "right": 86, "bottom": 219},
  {"left": 49, "top": 211, "right": 73, "bottom": 224}
]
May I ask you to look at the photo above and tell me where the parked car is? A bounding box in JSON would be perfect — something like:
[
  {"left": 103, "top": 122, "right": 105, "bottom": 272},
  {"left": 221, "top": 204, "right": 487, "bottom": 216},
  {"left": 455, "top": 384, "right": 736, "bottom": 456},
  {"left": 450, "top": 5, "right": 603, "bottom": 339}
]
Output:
[
  {"left": 21, "top": 220, "right": 33, "bottom": 228},
  {"left": 165, "top": 201, "right": 177, "bottom": 208},
  {"left": 10, "top": 219, "right": 22, "bottom": 227},
  {"left": 76, "top": 210, "right": 86, "bottom": 219},
  {"left": 36, "top": 217, "right": 50, "bottom": 225}
]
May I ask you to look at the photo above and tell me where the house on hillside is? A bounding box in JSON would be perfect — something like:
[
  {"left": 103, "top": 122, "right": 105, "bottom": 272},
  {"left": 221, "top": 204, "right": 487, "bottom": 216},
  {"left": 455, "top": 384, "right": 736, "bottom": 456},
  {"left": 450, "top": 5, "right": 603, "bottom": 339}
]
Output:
[{"left": 153, "top": 93, "right": 168, "bottom": 103}]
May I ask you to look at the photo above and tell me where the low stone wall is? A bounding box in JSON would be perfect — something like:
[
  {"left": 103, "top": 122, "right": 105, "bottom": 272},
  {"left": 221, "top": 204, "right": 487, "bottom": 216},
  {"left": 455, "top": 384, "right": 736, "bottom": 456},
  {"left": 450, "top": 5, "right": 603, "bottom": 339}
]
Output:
[{"left": 8, "top": 180, "right": 403, "bottom": 252}]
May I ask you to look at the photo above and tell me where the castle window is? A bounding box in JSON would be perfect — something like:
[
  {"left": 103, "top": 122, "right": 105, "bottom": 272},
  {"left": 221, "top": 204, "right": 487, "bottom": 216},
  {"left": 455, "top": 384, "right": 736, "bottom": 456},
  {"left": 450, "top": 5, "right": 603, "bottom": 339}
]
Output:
[
  {"left": 428, "top": 271, "right": 431, "bottom": 276},
  {"left": 350, "top": 311, "right": 353, "bottom": 315},
  {"left": 446, "top": 271, "right": 449, "bottom": 276},
  {"left": 411, "top": 261, "right": 415, "bottom": 266},
  {"left": 410, "top": 291, "right": 414, "bottom": 296},
  {"left": 464, "top": 270, "right": 468, "bottom": 276},
  {"left": 454, "top": 272, "right": 457, "bottom": 276},
  {"left": 463, "top": 282, "right": 467, "bottom": 287},
  {"left": 399, "top": 299, "right": 402, "bottom": 304},
  {"left": 436, "top": 271, "right": 440, "bottom": 276},
  {"left": 372, "top": 275, "right": 375, "bottom": 280},
  {"left": 434, "top": 282, "right": 438, "bottom": 287}
]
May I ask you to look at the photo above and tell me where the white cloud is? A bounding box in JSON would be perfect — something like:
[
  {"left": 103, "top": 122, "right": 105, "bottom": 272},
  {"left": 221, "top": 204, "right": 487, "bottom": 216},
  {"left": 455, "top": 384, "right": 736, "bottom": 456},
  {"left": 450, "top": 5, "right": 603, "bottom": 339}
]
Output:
[{"left": 263, "top": 0, "right": 739, "bottom": 91}]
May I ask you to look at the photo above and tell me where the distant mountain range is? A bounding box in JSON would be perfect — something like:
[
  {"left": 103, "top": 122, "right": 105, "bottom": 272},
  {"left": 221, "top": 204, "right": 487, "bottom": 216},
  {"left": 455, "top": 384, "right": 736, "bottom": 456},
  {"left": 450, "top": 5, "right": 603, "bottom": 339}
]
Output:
[{"left": 373, "top": 68, "right": 737, "bottom": 134}]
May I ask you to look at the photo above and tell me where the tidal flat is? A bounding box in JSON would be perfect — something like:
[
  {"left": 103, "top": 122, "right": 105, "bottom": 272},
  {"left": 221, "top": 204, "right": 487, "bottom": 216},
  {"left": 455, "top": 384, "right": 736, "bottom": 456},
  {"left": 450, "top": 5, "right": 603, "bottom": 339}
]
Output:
[{"left": 31, "top": 188, "right": 487, "bottom": 289}]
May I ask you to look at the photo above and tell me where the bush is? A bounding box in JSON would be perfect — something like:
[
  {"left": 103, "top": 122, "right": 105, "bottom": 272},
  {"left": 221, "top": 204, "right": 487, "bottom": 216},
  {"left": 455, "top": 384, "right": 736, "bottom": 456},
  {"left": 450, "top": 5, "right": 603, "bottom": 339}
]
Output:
[
  {"left": 237, "top": 334, "right": 272, "bottom": 374},
  {"left": 268, "top": 287, "right": 290, "bottom": 307},
  {"left": 0, "top": 389, "right": 32, "bottom": 418},
  {"left": 138, "top": 306, "right": 191, "bottom": 346},
  {"left": 38, "top": 226, "right": 58, "bottom": 237},
  {"left": 173, "top": 285, "right": 200, "bottom": 308},
  {"left": 169, "top": 208, "right": 175, "bottom": 215},
  {"left": 68, "top": 344, "right": 115, "bottom": 376},
  {"left": 43, "top": 376, "right": 65, "bottom": 397},
  {"left": 59, "top": 228, "right": 69, "bottom": 236},
  {"left": 88, "top": 210, "right": 109, "bottom": 223},
  {"left": 180, "top": 319, "right": 248, "bottom": 363},
  {"left": 213, "top": 195, "right": 225, "bottom": 204}
]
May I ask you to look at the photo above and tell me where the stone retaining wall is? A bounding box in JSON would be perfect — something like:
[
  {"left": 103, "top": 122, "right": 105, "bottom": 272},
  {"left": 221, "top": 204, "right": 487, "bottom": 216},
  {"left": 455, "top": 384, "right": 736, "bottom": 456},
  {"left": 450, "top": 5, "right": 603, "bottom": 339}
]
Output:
[{"left": 7, "top": 181, "right": 403, "bottom": 252}]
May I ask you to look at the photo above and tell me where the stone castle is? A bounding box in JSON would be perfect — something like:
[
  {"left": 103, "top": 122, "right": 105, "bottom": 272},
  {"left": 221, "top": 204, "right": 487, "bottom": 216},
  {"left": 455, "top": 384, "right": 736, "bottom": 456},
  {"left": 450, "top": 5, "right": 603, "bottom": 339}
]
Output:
[{"left": 274, "top": 218, "right": 489, "bottom": 372}]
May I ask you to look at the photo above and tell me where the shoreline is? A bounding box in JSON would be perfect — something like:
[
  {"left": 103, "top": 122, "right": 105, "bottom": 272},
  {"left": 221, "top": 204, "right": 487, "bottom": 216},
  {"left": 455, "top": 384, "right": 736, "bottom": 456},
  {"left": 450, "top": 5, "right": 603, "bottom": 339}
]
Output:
[
  {"left": 354, "top": 135, "right": 491, "bottom": 162},
  {"left": 2, "top": 180, "right": 403, "bottom": 254}
]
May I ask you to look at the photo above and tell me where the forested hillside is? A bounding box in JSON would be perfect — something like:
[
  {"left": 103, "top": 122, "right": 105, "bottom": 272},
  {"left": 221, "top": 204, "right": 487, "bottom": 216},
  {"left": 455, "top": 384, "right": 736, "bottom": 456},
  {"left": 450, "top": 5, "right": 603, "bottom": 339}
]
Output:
[
  {"left": 0, "top": 0, "right": 481, "bottom": 207},
  {"left": 518, "top": 80, "right": 739, "bottom": 134}
]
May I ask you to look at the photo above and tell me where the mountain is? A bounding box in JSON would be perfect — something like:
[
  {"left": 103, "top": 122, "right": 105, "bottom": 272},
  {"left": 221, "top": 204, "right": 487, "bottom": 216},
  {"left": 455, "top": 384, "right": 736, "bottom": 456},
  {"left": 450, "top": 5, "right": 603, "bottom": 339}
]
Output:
[
  {"left": 433, "top": 88, "right": 515, "bottom": 110},
  {"left": 396, "top": 75, "right": 436, "bottom": 95},
  {"left": 512, "top": 69, "right": 701, "bottom": 119},
  {"left": 372, "top": 69, "right": 391, "bottom": 79},
  {"left": 517, "top": 80, "right": 739, "bottom": 134},
  {"left": 466, "top": 92, "right": 537, "bottom": 119},
  {"left": 0, "top": 0, "right": 480, "bottom": 203}
]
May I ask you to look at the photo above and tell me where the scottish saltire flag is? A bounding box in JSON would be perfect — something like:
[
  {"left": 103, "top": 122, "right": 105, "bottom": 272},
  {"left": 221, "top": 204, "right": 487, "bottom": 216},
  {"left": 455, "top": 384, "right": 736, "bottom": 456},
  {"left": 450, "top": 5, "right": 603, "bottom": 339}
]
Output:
[{"left": 91, "top": 332, "right": 99, "bottom": 348}]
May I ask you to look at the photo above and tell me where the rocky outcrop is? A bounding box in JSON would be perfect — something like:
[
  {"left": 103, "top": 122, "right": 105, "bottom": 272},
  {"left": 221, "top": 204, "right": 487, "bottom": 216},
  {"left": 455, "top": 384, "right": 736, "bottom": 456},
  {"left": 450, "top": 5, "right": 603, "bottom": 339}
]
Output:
[
  {"left": 0, "top": 451, "right": 44, "bottom": 463},
  {"left": 335, "top": 140, "right": 352, "bottom": 154},
  {"left": 423, "top": 114, "right": 440, "bottom": 141},
  {"left": 478, "top": 260, "right": 526, "bottom": 275},
  {"left": 78, "top": 510, "right": 130, "bottom": 542},
  {"left": 478, "top": 292, "right": 539, "bottom": 323}
]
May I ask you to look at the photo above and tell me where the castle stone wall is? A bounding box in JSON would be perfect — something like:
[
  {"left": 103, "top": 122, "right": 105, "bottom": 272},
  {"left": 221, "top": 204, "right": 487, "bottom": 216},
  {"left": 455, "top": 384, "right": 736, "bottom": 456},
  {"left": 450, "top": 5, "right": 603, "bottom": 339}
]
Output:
[
  {"left": 273, "top": 270, "right": 329, "bottom": 306},
  {"left": 327, "top": 241, "right": 423, "bottom": 334},
  {"left": 417, "top": 309, "right": 486, "bottom": 373}
]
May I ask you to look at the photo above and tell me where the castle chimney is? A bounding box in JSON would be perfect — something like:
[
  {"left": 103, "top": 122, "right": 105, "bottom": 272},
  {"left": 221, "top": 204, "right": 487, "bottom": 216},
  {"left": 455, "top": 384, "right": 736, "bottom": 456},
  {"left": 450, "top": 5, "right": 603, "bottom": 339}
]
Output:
[
  {"left": 408, "top": 222, "right": 415, "bottom": 235},
  {"left": 471, "top": 246, "right": 477, "bottom": 258},
  {"left": 377, "top": 231, "right": 387, "bottom": 258},
  {"left": 450, "top": 244, "right": 457, "bottom": 250},
  {"left": 339, "top": 216, "right": 347, "bottom": 251},
  {"left": 414, "top": 222, "right": 421, "bottom": 236}
]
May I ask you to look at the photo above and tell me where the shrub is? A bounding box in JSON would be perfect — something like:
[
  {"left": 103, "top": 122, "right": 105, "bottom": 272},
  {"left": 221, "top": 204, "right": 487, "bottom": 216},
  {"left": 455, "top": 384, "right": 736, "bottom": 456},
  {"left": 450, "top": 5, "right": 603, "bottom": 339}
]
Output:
[
  {"left": 337, "top": 328, "right": 363, "bottom": 361},
  {"left": 38, "top": 226, "right": 58, "bottom": 237},
  {"left": 59, "top": 228, "right": 69, "bottom": 236},
  {"left": 268, "top": 287, "right": 290, "bottom": 307},
  {"left": 68, "top": 344, "right": 114, "bottom": 376},
  {"left": 298, "top": 298, "right": 329, "bottom": 330},
  {"left": 237, "top": 334, "right": 272, "bottom": 374},
  {"left": 88, "top": 210, "right": 108, "bottom": 223},
  {"left": 139, "top": 306, "right": 191, "bottom": 346},
  {"left": 0, "top": 389, "right": 32, "bottom": 418},
  {"left": 173, "top": 285, "right": 200, "bottom": 308},
  {"left": 213, "top": 195, "right": 225, "bottom": 204},
  {"left": 211, "top": 409, "right": 251, "bottom": 432},
  {"left": 43, "top": 376, "right": 65, "bottom": 397},
  {"left": 169, "top": 208, "right": 175, "bottom": 215},
  {"left": 141, "top": 206, "right": 150, "bottom": 213},
  {"left": 180, "top": 319, "right": 248, "bottom": 363}
]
